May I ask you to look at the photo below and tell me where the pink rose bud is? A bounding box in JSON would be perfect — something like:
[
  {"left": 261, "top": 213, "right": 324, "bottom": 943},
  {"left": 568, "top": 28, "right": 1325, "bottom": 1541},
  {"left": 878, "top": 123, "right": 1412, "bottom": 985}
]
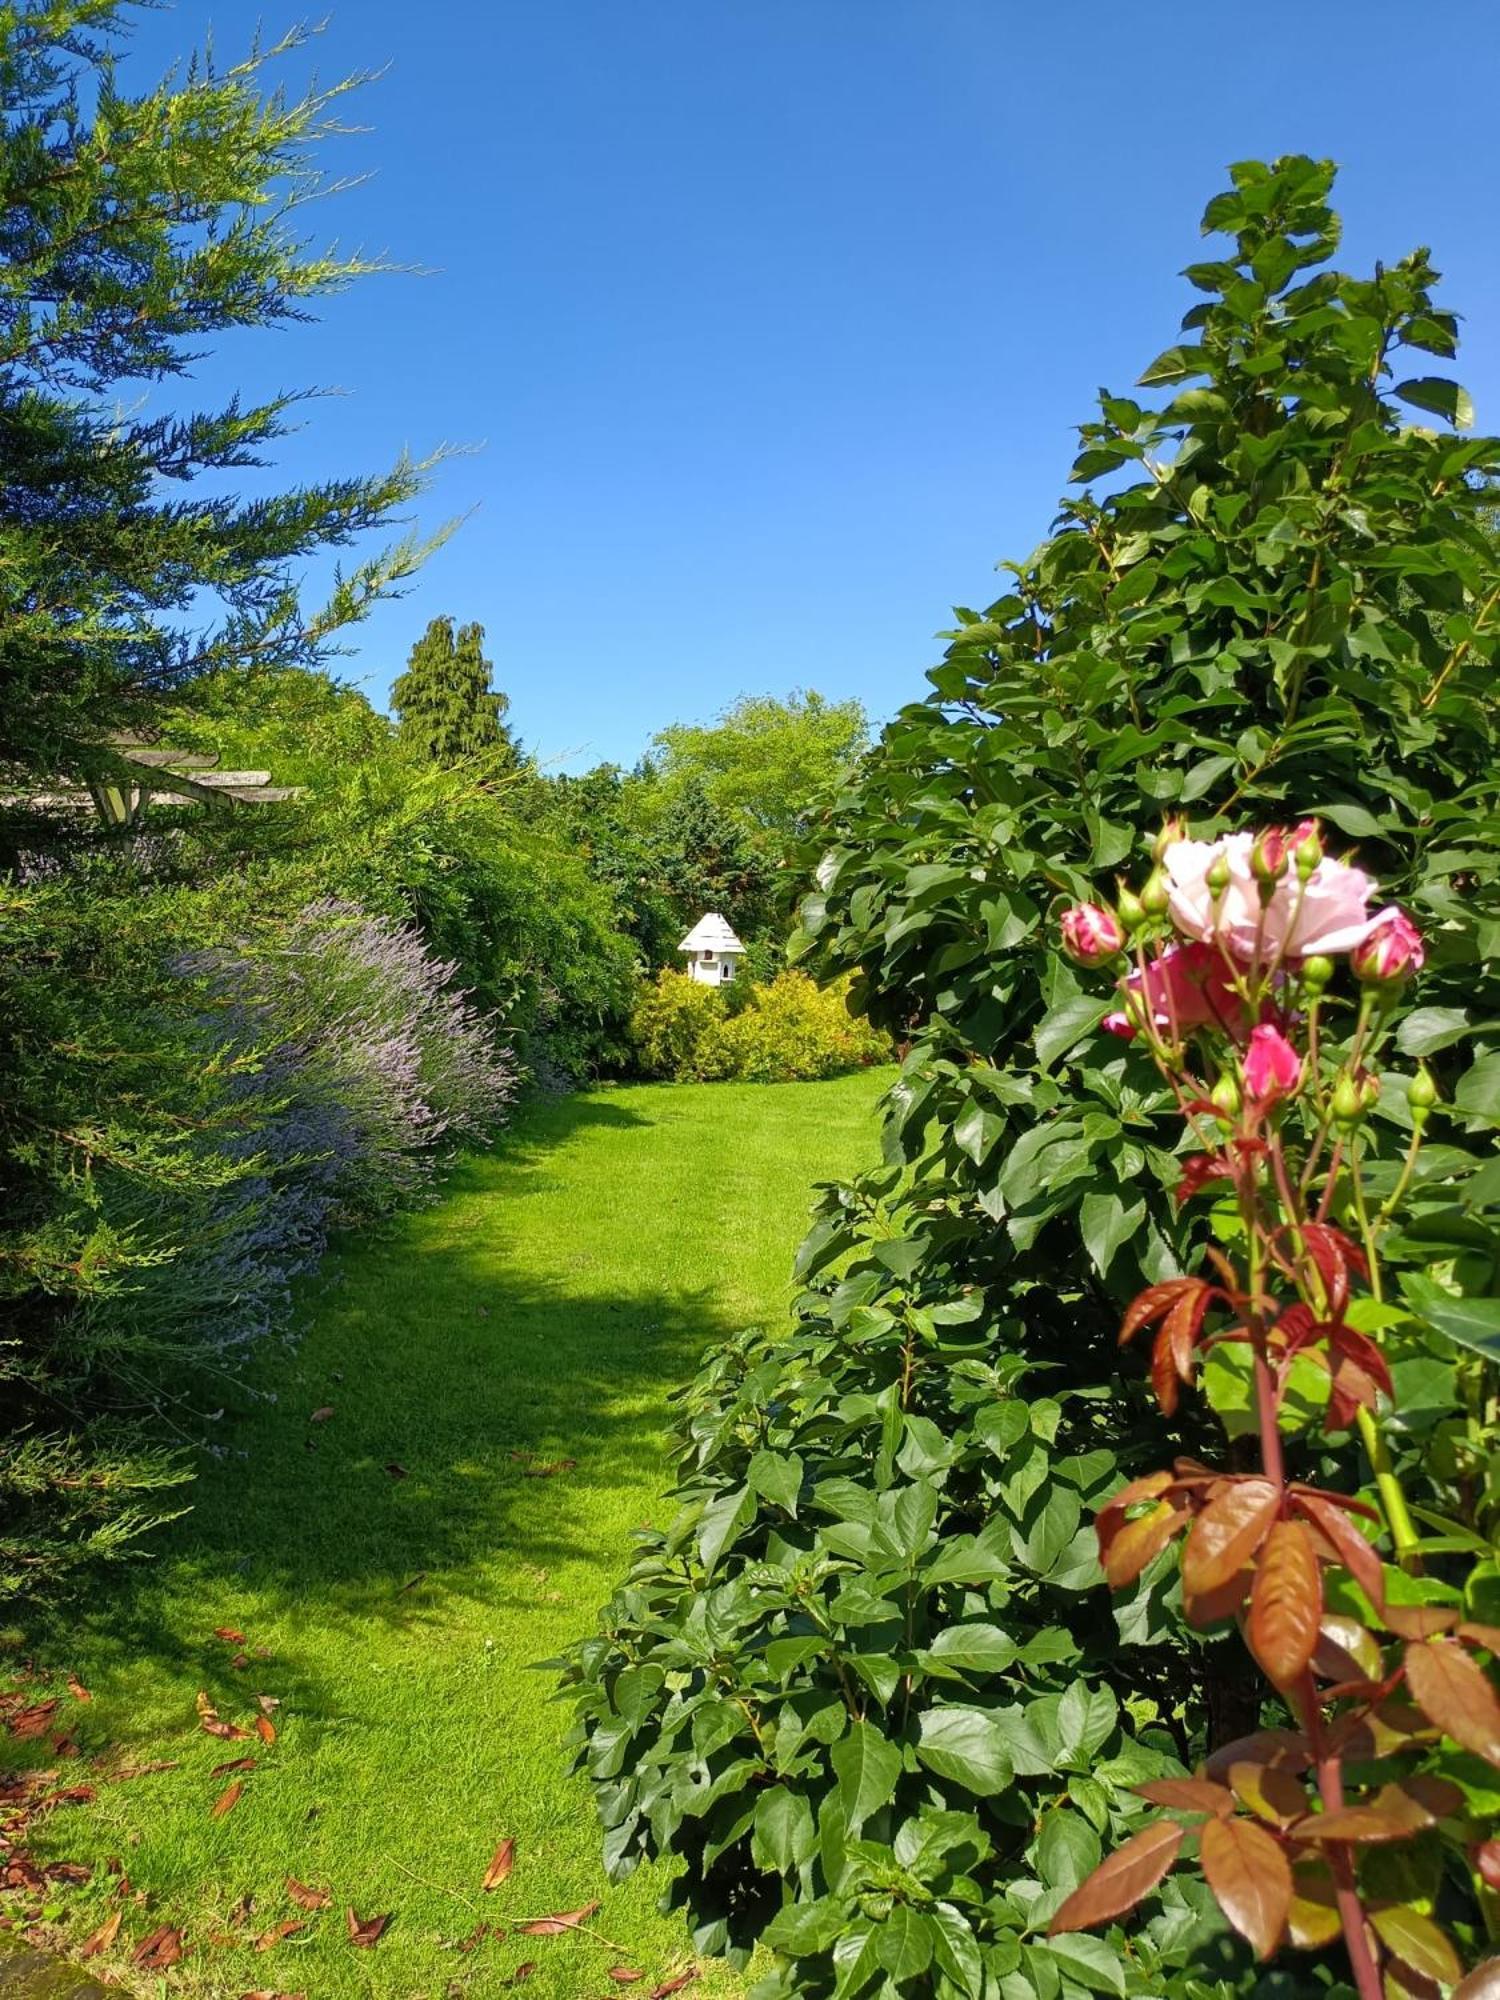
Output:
[
  {"left": 1060, "top": 902, "right": 1125, "bottom": 965},
  {"left": 1243, "top": 1023, "right": 1302, "bottom": 1104},
  {"left": 1350, "top": 909, "right": 1424, "bottom": 984},
  {"left": 1250, "top": 826, "right": 1292, "bottom": 885}
]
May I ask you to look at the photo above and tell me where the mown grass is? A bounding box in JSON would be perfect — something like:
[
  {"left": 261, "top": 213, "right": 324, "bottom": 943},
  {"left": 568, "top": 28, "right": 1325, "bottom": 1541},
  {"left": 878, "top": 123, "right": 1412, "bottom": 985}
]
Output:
[{"left": 8, "top": 1072, "right": 889, "bottom": 1999}]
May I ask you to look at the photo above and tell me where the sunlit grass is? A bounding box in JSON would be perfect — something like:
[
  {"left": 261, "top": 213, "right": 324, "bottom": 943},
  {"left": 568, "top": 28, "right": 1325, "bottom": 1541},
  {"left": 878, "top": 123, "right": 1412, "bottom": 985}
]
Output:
[{"left": 10, "top": 1072, "right": 889, "bottom": 1998}]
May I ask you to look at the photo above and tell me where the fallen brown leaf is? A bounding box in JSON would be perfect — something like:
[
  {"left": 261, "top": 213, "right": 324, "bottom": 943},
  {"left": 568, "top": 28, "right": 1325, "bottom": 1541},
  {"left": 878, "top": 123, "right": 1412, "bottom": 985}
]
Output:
[
  {"left": 347, "top": 1907, "right": 391, "bottom": 1947},
  {"left": 240, "top": 1992, "right": 308, "bottom": 2000},
  {"left": 607, "top": 1971, "right": 645, "bottom": 1984},
  {"left": 111, "top": 1759, "right": 179, "bottom": 1781},
  {"left": 385, "top": 1462, "right": 408, "bottom": 1480},
  {"left": 46, "top": 1861, "right": 92, "bottom": 1884},
  {"left": 133, "top": 1923, "right": 185, "bottom": 1969},
  {"left": 652, "top": 1973, "right": 700, "bottom": 1999},
  {"left": 35, "top": 1783, "right": 95, "bottom": 1808},
  {"left": 511, "top": 1962, "right": 536, "bottom": 1984},
  {"left": 229, "top": 1653, "right": 251, "bottom": 1671},
  {"left": 214, "top": 1627, "right": 247, "bottom": 1644},
  {"left": 203, "top": 1719, "right": 252, "bottom": 1741},
  {"left": 255, "top": 1713, "right": 277, "bottom": 1746},
  {"left": 255, "top": 1693, "right": 281, "bottom": 1713},
  {"left": 518, "top": 1899, "right": 601, "bottom": 1937},
  {"left": 398, "top": 1571, "right": 427, "bottom": 1593},
  {"left": 78, "top": 1908, "right": 122, "bottom": 1959},
  {"left": 457, "top": 1922, "right": 490, "bottom": 1952},
  {"left": 53, "top": 1736, "right": 79, "bottom": 1758},
  {"left": 483, "top": 1838, "right": 516, "bottom": 1892},
  {"left": 8, "top": 1700, "right": 59, "bottom": 1739},
  {"left": 310, "top": 1406, "right": 335, "bottom": 1423},
  {"left": 67, "top": 1676, "right": 92, "bottom": 1703},
  {"left": 212, "top": 1780, "right": 244, "bottom": 1819},
  {"left": 212, "top": 1756, "right": 257, "bottom": 1778},
  {"left": 229, "top": 1892, "right": 257, "bottom": 1926},
  {"left": 523, "top": 1458, "right": 577, "bottom": 1479},
  {"left": 255, "top": 1919, "right": 306, "bottom": 1950},
  {"left": 285, "top": 1877, "right": 330, "bottom": 1912}
]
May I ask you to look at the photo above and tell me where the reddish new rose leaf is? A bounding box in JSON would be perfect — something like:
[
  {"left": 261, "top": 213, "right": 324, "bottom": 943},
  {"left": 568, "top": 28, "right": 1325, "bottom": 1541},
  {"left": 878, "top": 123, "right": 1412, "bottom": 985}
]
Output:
[
  {"left": 1405, "top": 1637, "right": 1500, "bottom": 1767},
  {"left": 1150, "top": 1325, "right": 1181, "bottom": 1415},
  {"left": 346, "top": 1908, "right": 391, "bottom": 1947},
  {"left": 1370, "top": 1905, "right": 1462, "bottom": 1986},
  {"left": 1181, "top": 1479, "right": 1279, "bottom": 1600},
  {"left": 1286, "top": 1861, "right": 1341, "bottom": 1949},
  {"left": 1248, "top": 1520, "right": 1322, "bottom": 1687},
  {"left": 1461, "top": 1621, "right": 1500, "bottom": 1654},
  {"left": 1228, "top": 1761, "right": 1307, "bottom": 1826},
  {"left": 483, "top": 1838, "right": 516, "bottom": 1891},
  {"left": 133, "top": 1924, "right": 186, "bottom": 1969},
  {"left": 78, "top": 1908, "right": 122, "bottom": 1959},
  {"left": 1198, "top": 1815, "right": 1291, "bottom": 1960},
  {"left": 1293, "top": 1492, "right": 1385, "bottom": 1610},
  {"left": 517, "top": 1899, "right": 601, "bottom": 1936},
  {"left": 285, "top": 1877, "right": 330, "bottom": 1911},
  {"left": 1135, "top": 1777, "right": 1233, "bottom": 1816},
  {"left": 1119, "top": 1278, "right": 1208, "bottom": 1348},
  {"left": 1101, "top": 1502, "right": 1189, "bottom": 1589},
  {"left": 211, "top": 1781, "right": 244, "bottom": 1819},
  {"left": 1048, "top": 1818, "right": 1184, "bottom": 1934}
]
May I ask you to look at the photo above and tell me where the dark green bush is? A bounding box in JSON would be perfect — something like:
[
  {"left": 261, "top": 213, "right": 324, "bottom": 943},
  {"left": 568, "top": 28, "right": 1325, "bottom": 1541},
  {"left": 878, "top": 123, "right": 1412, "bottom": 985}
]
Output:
[{"left": 565, "top": 157, "right": 1500, "bottom": 1999}]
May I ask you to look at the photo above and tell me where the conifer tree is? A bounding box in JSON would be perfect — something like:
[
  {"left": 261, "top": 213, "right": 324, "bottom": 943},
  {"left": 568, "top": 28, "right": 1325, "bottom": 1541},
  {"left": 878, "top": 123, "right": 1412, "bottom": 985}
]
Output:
[
  {"left": 0, "top": 2, "right": 441, "bottom": 801},
  {"left": 391, "top": 616, "right": 520, "bottom": 767}
]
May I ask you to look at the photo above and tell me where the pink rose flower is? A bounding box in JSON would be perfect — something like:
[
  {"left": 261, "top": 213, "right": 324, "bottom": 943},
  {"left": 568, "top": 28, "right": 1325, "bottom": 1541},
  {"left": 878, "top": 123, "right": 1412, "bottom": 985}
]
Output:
[
  {"left": 1244, "top": 1023, "right": 1302, "bottom": 1103},
  {"left": 1102, "top": 941, "right": 1251, "bottom": 1043},
  {"left": 1060, "top": 902, "right": 1125, "bottom": 965},
  {"left": 1162, "top": 828, "right": 1392, "bottom": 963},
  {"left": 1350, "top": 909, "right": 1424, "bottom": 985}
]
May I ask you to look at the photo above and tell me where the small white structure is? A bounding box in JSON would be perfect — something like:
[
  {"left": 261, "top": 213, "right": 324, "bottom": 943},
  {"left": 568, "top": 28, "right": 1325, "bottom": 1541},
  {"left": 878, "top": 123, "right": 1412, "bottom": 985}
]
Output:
[{"left": 679, "top": 912, "right": 747, "bottom": 987}]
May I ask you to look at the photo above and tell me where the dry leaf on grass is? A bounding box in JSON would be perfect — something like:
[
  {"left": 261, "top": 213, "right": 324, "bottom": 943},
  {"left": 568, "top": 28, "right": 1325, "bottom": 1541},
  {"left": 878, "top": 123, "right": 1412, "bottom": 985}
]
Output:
[
  {"left": 457, "top": 1922, "right": 490, "bottom": 1951},
  {"left": 518, "top": 1900, "right": 601, "bottom": 1937},
  {"left": 78, "top": 1908, "right": 122, "bottom": 1959},
  {"left": 285, "top": 1877, "right": 330, "bottom": 1911},
  {"left": 211, "top": 1781, "right": 243, "bottom": 1819},
  {"left": 346, "top": 1907, "right": 391, "bottom": 1947},
  {"left": 255, "top": 1919, "right": 306, "bottom": 1950},
  {"left": 385, "top": 1462, "right": 408, "bottom": 1480},
  {"left": 8, "top": 1701, "right": 59, "bottom": 1739},
  {"left": 255, "top": 1714, "right": 277, "bottom": 1746},
  {"left": 607, "top": 1968, "right": 645, "bottom": 1983},
  {"left": 652, "top": 1972, "right": 700, "bottom": 1998},
  {"left": 66, "top": 1676, "right": 92, "bottom": 1702},
  {"left": 212, "top": 1756, "right": 256, "bottom": 1778},
  {"left": 203, "top": 1719, "right": 252, "bottom": 1742},
  {"left": 483, "top": 1838, "right": 516, "bottom": 1891},
  {"left": 309, "top": 1406, "right": 335, "bottom": 1424},
  {"left": 111, "top": 1760, "right": 178, "bottom": 1782},
  {"left": 511, "top": 1962, "right": 536, "bottom": 1983},
  {"left": 214, "top": 1628, "right": 246, "bottom": 1644},
  {"left": 133, "top": 1923, "right": 185, "bottom": 1969},
  {"left": 47, "top": 1862, "right": 92, "bottom": 1884},
  {"left": 240, "top": 1990, "right": 307, "bottom": 1999},
  {"left": 230, "top": 1653, "right": 251, "bottom": 1670}
]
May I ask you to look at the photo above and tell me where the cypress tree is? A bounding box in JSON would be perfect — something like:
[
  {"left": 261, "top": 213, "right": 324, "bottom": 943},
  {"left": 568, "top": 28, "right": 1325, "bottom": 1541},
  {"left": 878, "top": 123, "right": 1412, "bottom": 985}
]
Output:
[{"left": 391, "top": 616, "right": 520, "bottom": 767}]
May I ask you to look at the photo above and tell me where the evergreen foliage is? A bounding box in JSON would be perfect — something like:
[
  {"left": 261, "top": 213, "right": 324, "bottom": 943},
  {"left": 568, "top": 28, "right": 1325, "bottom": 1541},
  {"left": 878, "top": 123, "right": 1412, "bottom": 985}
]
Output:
[
  {"left": 566, "top": 159, "right": 1500, "bottom": 1998},
  {"left": 0, "top": 0, "right": 438, "bottom": 801},
  {"left": 391, "top": 615, "right": 521, "bottom": 768}
]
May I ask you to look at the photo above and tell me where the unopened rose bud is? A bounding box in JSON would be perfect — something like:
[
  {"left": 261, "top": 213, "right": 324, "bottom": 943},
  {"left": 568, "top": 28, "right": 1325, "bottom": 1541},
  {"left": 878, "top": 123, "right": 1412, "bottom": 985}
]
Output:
[
  {"left": 1206, "top": 852, "right": 1231, "bottom": 900},
  {"left": 1409, "top": 1065, "right": 1438, "bottom": 1126},
  {"left": 1301, "top": 954, "right": 1335, "bottom": 996},
  {"left": 1293, "top": 821, "right": 1323, "bottom": 880},
  {"left": 1359, "top": 1071, "right": 1382, "bottom": 1113},
  {"left": 1351, "top": 910, "right": 1425, "bottom": 986},
  {"left": 1060, "top": 902, "right": 1125, "bottom": 966},
  {"left": 1251, "top": 826, "right": 1290, "bottom": 886},
  {"left": 1331, "top": 1073, "right": 1364, "bottom": 1128},
  {"left": 1140, "top": 868, "right": 1170, "bottom": 919},
  {"left": 1116, "top": 887, "right": 1147, "bottom": 935},
  {"left": 1210, "top": 1072, "right": 1241, "bottom": 1122}
]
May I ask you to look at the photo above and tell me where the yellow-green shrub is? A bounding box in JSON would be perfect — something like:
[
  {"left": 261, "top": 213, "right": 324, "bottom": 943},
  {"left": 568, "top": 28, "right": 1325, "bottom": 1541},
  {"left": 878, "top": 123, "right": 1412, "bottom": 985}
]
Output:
[{"left": 630, "top": 968, "right": 891, "bottom": 1082}]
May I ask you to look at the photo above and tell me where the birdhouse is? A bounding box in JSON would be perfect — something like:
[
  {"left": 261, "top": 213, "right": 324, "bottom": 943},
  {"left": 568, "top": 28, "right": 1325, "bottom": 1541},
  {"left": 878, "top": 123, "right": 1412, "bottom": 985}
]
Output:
[{"left": 679, "top": 912, "right": 747, "bottom": 987}]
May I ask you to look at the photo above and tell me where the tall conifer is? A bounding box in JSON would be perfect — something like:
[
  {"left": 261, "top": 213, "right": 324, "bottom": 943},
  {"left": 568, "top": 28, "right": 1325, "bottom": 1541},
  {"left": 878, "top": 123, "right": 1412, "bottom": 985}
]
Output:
[{"left": 391, "top": 617, "right": 520, "bottom": 767}]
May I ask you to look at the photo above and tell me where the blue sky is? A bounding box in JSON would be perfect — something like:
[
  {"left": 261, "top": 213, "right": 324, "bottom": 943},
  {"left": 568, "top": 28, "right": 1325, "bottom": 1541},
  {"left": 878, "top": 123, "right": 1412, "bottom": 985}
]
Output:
[{"left": 121, "top": 2, "right": 1500, "bottom": 772}]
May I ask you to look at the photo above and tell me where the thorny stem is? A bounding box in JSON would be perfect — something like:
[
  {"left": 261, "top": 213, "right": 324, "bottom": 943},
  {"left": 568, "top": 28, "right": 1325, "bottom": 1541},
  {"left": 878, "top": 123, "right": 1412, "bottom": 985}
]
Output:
[{"left": 1292, "top": 1674, "right": 1384, "bottom": 2000}]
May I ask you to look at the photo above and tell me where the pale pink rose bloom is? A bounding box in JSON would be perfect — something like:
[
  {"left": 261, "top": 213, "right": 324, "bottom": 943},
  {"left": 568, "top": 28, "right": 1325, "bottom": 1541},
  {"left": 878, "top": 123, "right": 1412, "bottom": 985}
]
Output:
[
  {"left": 1162, "top": 830, "right": 1387, "bottom": 963},
  {"left": 1244, "top": 1022, "right": 1302, "bottom": 1102},
  {"left": 1350, "top": 909, "right": 1425, "bottom": 984},
  {"left": 1102, "top": 942, "right": 1251, "bottom": 1042}
]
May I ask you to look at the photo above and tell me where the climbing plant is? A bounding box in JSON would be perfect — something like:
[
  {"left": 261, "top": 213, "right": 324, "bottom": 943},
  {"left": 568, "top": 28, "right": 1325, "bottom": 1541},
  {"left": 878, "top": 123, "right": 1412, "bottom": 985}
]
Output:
[{"left": 564, "top": 156, "right": 1500, "bottom": 1998}]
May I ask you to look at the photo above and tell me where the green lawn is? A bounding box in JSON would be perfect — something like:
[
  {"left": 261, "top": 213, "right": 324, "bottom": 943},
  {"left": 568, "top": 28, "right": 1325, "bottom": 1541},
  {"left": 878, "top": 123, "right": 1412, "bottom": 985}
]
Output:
[{"left": 11, "top": 1073, "right": 888, "bottom": 1999}]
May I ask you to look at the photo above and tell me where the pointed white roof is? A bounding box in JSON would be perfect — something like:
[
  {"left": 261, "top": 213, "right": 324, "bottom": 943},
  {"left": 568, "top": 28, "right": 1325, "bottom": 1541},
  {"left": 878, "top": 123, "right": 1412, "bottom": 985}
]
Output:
[{"left": 679, "top": 911, "right": 746, "bottom": 955}]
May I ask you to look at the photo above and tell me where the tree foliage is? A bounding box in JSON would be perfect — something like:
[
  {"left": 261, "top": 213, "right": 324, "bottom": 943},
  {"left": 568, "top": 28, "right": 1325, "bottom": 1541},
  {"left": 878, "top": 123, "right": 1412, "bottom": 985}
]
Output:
[
  {"left": 391, "top": 615, "right": 521, "bottom": 769},
  {"left": 0, "top": 0, "right": 438, "bottom": 796},
  {"left": 565, "top": 157, "right": 1500, "bottom": 1998},
  {"left": 652, "top": 691, "right": 870, "bottom": 842}
]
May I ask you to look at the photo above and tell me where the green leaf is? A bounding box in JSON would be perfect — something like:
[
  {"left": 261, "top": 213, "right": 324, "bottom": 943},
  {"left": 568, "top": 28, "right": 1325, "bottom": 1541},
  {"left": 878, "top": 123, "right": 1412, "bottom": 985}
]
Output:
[
  {"left": 763, "top": 1897, "right": 849, "bottom": 1956},
  {"left": 1035, "top": 997, "right": 1112, "bottom": 1072},
  {"left": 874, "top": 1904, "right": 934, "bottom": 1980},
  {"left": 930, "top": 1904, "right": 984, "bottom": 1998},
  {"left": 1079, "top": 1190, "right": 1145, "bottom": 1279},
  {"left": 1392, "top": 376, "right": 1475, "bottom": 429},
  {"left": 749, "top": 1449, "right": 804, "bottom": 1517},
  {"left": 1035, "top": 1933, "right": 1128, "bottom": 1996},
  {"left": 921, "top": 1623, "right": 1019, "bottom": 1676},
  {"left": 975, "top": 1401, "right": 1029, "bottom": 1457},
  {"left": 612, "top": 1663, "right": 665, "bottom": 1731},
  {"left": 915, "top": 1706, "right": 1016, "bottom": 1796},
  {"left": 697, "top": 1484, "right": 754, "bottom": 1576},
  {"left": 829, "top": 1720, "right": 903, "bottom": 1830},
  {"left": 1037, "top": 1808, "right": 1102, "bottom": 1895},
  {"left": 1396, "top": 1008, "right": 1474, "bottom": 1057},
  {"left": 1400, "top": 1274, "right": 1500, "bottom": 1361},
  {"left": 1138, "top": 343, "right": 1208, "bottom": 386},
  {"left": 1455, "top": 1051, "right": 1500, "bottom": 1122},
  {"left": 752, "top": 1785, "right": 816, "bottom": 1872}
]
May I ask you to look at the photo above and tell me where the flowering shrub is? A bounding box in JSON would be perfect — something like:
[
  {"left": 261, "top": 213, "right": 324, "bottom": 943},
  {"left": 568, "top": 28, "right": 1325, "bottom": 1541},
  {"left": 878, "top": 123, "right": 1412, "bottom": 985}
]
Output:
[
  {"left": 1051, "top": 827, "right": 1499, "bottom": 1995},
  {"left": 630, "top": 969, "right": 893, "bottom": 1083}
]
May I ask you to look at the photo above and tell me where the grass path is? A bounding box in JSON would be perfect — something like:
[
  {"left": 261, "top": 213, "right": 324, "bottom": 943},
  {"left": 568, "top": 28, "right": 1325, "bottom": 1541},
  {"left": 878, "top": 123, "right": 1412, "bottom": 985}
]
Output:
[{"left": 12, "top": 1074, "right": 888, "bottom": 1999}]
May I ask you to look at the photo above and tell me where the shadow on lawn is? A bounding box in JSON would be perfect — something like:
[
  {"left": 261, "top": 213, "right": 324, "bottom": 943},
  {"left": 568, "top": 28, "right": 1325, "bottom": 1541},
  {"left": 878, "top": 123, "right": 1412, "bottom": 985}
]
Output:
[{"left": 22, "top": 1086, "right": 753, "bottom": 1745}]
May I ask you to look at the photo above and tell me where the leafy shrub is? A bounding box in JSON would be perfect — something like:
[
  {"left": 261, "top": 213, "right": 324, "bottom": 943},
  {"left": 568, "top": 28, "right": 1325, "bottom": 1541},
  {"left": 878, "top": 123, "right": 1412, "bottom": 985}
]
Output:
[
  {"left": 567, "top": 157, "right": 1500, "bottom": 1999},
  {"left": 630, "top": 970, "right": 893, "bottom": 1082}
]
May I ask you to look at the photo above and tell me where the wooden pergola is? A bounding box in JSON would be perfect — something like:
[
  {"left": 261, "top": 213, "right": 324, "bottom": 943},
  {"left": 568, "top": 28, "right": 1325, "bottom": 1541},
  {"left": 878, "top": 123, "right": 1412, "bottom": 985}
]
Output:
[{"left": 8, "top": 735, "right": 302, "bottom": 827}]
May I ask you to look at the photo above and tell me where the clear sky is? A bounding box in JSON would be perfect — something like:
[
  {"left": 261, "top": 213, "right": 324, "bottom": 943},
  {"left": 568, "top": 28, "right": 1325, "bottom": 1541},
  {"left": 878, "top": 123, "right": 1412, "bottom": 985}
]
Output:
[{"left": 120, "top": 1, "right": 1500, "bottom": 772}]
